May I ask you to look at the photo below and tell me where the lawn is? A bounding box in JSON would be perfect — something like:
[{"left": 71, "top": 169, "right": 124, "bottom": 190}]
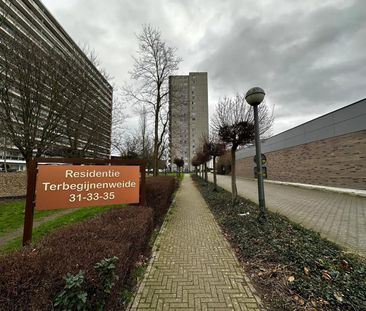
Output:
[
  {"left": 164, "top": 172, "right": 185, "bottom": 182},
  {"left": 0, "top": 203, "right": 123, "bottom": 255},
  {"left": 0, "top": 200, "right": 59, "bottom": 236},
  {"left": 192, "top": 174, "right": 366, "bottom": 311}
]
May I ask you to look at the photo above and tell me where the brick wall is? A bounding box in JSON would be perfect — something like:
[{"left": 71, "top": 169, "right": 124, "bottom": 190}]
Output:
[
  {"left": 236, "top": 131, "right": 366, "bottom": 190},
  {"left": 0, "top": 172, "right": 27, "bottom": 197}
]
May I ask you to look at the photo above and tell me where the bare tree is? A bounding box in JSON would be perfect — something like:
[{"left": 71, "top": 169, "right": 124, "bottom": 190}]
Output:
[
  {"left": 201, "top": 144, "right": 211, "bottom": 184},
  {"left": 212, "top": 93, "right": 273, "bottom": 204},
  {"left": 173, "top": 157, "right": 184, "bottom": 177},
  {"left": 79, "top": 44, "right": 114, "bottom": 82},
  {"left": 216, "top": 151, "right": 231, "bottom": 175},
  {"left": 191, "top": 156, "right": 201, "bottom": 176},
  {"left": 203, "top": 136, "right": 226, "bottom": 191},
  {"left": 157, "top": 104, "right": 170, "bottom": 162},
  {"left": 1, "top": 4, "right": 11, "bottom": 172},
  {"left": 0, "top": 29, "right": 75, "bottom": 169},
  {"left": 195, "top": 148, "right": 210, "bottom": 183},
  {"left": 197, "top": 135, "right": 212, "bottom": 184},
  {"left": 124, "top": 24, "right": 181, "bottom": 176},
  {"left": 112, "top": 132, "right": 139, "bottom": 159},
  {"left": 136, "top": 107, "right": 155, "bottom": 170},
  {"left": 135, "top": 107, "right": 154, "bottom": 167},
  {"left": 159, "top": 133, "right": 169, "bottom": 164},
  {"left": 195, "top": 151, "right": 204, "bottom": 178},
  {"left": 0, "top": 10, "right": 115, "bottom": 167},
  {"left": 111, "top": 94, "right": 129, "bottom": 159},
  {"left": 138, "top": 106, "right": 149, "bottom": 159},
  {"left": 59, "top": 51, "right": 114, "bottom": 158},
  {"left": 112, "top": 107, "right": 155, "bottom": 168}
]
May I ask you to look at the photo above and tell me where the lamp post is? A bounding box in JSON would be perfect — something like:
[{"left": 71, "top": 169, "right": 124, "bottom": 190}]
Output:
[{"left": 245, "top": 87, "right": 266, "bottom": 219}]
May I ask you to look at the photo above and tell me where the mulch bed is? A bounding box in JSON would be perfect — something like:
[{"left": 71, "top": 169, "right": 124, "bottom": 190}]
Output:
[
  {"left": 0, "top": 176, "right": 177, "bottom": 310},
  {"left": 192, "top": 175, "right": 366, "bottom": 311}
]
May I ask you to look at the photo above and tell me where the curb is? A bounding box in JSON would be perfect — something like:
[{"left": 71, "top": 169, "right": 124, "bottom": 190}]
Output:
[
  {"left": 232, "top": 175, "right": 366, "bottom": 198},
  {"left": 127, "top": 176, "right": 182, "bottom": 310},
  {"left": 264, "top": 179, "right": 366, "bottom": 197},
  {"left": 0, "top": 195, "right": 26, "bottom": 201}
]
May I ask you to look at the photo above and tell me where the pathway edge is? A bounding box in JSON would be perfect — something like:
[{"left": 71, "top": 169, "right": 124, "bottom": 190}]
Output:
[{"left": 127, "top": 175, "right": 183, "bottom": 310}]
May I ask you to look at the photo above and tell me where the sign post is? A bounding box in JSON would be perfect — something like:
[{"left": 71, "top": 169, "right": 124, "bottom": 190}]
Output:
[
  {"left": 253, "top": 153, "right": 267, "bottom": 179},
  {"left": 253, "top": 153, "right": 267, "bottom": 165},
  {"left": 23, "top": 160, "right": 38, "bottom": 246},
  {"left": 22, "top": 158, "right": 146, "bottom": 246}
]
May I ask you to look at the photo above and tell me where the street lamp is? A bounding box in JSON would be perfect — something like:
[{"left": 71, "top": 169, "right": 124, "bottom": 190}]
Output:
[{"left": 245, "top": 87, "right": 266, "bottom": 219}]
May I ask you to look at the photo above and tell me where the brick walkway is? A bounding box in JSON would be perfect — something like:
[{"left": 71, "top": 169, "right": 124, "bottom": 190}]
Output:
[
  {"left": 130, "top": 175, "right": 263, "bottom": 311},
  {"left": 209, "top": 174, "right": 366, "bottom": 257}
]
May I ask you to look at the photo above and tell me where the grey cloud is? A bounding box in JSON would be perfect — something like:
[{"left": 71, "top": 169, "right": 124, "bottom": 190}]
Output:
[
  {"left": 42, "top": 0, "right": 366, "bottom": 134},
  {"left": 196, "top": 0, "right": 366, "bottom": 132}
]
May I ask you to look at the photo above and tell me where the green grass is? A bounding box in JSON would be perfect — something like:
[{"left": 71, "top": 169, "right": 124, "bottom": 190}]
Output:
[
  {"left": 0, "top": 204, "right": 123, "bottom": 255},
  {"left": 165, "top": 172, "right": 185, "bottom": 182},
  {"left": 0, "top": 200, "right": 60, "bottom": 236}
]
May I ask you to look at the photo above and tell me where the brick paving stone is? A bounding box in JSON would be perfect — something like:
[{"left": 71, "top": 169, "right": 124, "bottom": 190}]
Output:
[
  {"left": 209, "top": 174, "right": 366, "bottom": 257},
  {"left": 130, "top": 175, "right": 263, "bottom": 311}
]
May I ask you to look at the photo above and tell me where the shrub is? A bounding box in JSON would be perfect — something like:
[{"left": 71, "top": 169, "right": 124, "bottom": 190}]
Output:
[
  {"left": 193, "top": 175, "right": 366, "bottom": 311},
  {"left": 53, "top": 271, "right": 88, "bottom": 311},
  {"left": 0, "top": 176, "right": 177, "bottom": 310},
  {"left": 94, "top": 256, "right": 119, "bottom": 308},
  {"left": 0, "top": 206, "right": 153, "bottom": 310},
  {"left": 53, "top": 257, "right": 119, "bottom": 311},
  {"left": 146, "top": 176, "right": 177, "bottom": 226}
]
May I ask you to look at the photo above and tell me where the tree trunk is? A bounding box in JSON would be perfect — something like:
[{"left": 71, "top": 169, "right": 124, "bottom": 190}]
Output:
[
  {"left": 213, "top": 156, "right": 217, "bottom": 191},
  {"left": 231, "top": 148, "right": 237, "bottom": 205},
  {"left": 25, "top": 154, "right": 33, "bottom": 180},
  {"left": 142, "top": 129, "right": 146, "bottom": 159},
  {"left": 153, "top": 106, "right": 159, "bottom": 176},
  {"left": 3, "top": 137, "right": 7, "bottom": 172},
  {"left": 204, "top": 162, "right": 208, "bottom": 184}
]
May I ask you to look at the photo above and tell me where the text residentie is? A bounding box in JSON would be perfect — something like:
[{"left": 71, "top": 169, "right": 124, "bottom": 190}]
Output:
[{"left": 42, "top": 169, "right": 137, "bottom": 192}]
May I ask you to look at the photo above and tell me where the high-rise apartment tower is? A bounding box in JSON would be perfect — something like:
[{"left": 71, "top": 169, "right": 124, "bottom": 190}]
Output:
[
  {"left": 169, "top": 72, "right": 208, "bottom": 171},
  {"left": 0, "top": 0, "right": 113, "bottom": 170}
]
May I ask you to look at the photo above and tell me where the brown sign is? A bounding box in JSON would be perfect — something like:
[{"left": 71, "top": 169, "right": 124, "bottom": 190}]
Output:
[{"left": 35, "top": 165, "right": 140, "bottom": 210}]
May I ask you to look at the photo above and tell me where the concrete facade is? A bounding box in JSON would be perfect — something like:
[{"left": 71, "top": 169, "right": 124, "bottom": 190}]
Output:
[
  {"left": 236, "top": 99, "right": 366, "bottom": 190},
  {"left": 169, "top": 72, "right": 208, "bottom": 171},
  {"left": 0, "top": 0, "right": 113, "bottom": 169}
]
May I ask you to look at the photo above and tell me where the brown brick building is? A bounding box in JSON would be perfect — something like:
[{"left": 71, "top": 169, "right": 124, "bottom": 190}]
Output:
[{"left": 236, "top": 99, "right": 366, "bottom": 190}]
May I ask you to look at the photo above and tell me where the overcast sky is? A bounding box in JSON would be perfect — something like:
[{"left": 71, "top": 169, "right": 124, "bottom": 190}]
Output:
[{"left": 42, "top": 0, "right": 366, "bottom": 135}]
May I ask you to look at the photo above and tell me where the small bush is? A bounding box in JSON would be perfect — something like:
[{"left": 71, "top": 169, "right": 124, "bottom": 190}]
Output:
[
  {"left": 54, "top": 271, "right": 88, "bottom": 311},
  {"left": 146, "top": 176, "right": 177, "bottom": 226},
  {"left": 192, "top": 175, "right": 366, "bottom": 311},
  {"left": 94, "top": 256, "right": 119, "bottom": 308},
  {"left": 54, "top": 257, "right": 119, "bottom": 311},
  {"left": 0, "top": 206, "right": 154, "bottom": 310},
  {"left": 0, "top": 176, "right": 177, "bottom": 310}
]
